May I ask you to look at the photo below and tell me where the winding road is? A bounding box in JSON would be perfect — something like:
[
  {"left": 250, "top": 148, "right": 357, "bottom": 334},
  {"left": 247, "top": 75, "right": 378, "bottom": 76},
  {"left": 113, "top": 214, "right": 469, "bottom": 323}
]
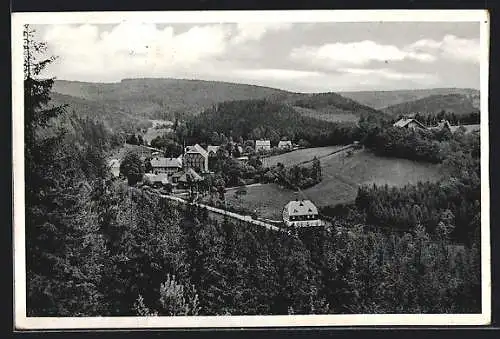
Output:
[{"left": 159, "top": 193, "right": 286, "bottom": 233}]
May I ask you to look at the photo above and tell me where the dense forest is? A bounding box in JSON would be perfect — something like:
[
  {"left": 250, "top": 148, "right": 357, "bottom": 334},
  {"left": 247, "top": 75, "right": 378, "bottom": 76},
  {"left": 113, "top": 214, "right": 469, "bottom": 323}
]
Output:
[
  {"left": 184, "top": 99, "right": 360, "bottom": 147},
  {"left": 358, "top": 114, "right": 480, "bottom": 164},
  {"left": 24, "top": 25, "right": 482, "bottom": 317}
]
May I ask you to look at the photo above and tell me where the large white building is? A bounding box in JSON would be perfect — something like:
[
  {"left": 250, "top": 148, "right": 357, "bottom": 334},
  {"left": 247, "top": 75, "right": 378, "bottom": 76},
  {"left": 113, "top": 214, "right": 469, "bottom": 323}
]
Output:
[
  {"left": 282, "top": 200, "right": 323, "bottom": 227},
  {"left": 255, "top": 139, "right": 271, "bottom": 152}
]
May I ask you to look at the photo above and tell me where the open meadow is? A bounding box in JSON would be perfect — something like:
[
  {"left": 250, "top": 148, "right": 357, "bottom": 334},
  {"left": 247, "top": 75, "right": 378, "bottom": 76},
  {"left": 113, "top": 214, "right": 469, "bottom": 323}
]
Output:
[
  {"left": 228, "top": 149, "right": 443, "bottom": 220},
  {"left": 261, "top": 145, "right": 346, "bottom": 168}
]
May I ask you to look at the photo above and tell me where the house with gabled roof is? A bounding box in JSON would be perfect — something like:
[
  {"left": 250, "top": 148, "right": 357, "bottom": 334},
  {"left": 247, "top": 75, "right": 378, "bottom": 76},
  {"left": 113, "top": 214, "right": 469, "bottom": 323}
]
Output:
[
  {"left": 393, "top": 118, "right": 427, "bottom": 131},
  {"left": 282, "top": 200, "right": 323, "bottom": 227},
  {"left": 184, "top": 144, "right": 209, "bottom": 173},
  {"left": 150, "top": 156, "right": 183, "bottom": 175}
]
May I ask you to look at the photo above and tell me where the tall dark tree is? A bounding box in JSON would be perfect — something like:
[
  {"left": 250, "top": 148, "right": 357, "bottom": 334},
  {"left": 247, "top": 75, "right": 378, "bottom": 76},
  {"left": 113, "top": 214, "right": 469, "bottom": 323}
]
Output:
[
  {"left": 24, "top": 25, "right": 109, "bottom": 316},
  {"left": 120, "top": 151, "right": 145, "bottom": 185}
]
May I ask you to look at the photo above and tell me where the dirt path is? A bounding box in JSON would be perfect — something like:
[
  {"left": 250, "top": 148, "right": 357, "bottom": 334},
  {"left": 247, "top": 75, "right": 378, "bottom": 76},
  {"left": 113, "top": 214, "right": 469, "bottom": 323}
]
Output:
[{"left": 159, "top": 194, "right": 286, "bottom": 233}]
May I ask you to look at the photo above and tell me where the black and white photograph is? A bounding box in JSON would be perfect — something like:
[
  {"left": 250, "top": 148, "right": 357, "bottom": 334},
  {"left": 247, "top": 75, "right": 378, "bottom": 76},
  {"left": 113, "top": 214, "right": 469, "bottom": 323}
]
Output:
[{"left": 12, "top": 10, "right": 490, "bottom": 329}]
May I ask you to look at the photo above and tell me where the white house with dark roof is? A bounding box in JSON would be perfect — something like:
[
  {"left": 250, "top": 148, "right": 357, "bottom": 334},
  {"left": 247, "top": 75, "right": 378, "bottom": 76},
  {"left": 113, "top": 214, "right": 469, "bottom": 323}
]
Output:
[
  {"left": 255, "top": 139, "right": 271, "bottom": 152},
  {"left": 282, "top": 200, "right": 323, "bottom": 227},
  {"left": 150, "top": 156, "right": 183, "bottom": 175},
  {"left": 184, "top": 144, "right": 209, "bottom": 173}
]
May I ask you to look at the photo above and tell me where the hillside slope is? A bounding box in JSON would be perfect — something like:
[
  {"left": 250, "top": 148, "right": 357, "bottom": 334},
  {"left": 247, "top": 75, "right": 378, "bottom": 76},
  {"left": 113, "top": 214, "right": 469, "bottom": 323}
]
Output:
[
  {"left": 226, "top": 149, "right": 442, "bottom": 220},
  {"left": 382, "top": 93, "right": 480, "bottom": 116},
  {"left": 186, "top": 99, "right": 358, "bottom": 146},
  {"left": 269, "top": 91, "right": 385, "bottom": 120},
  {"left": 48, "top": 92, "right": 151, "bottom": 133},
  {"left": 340, "top": 88, "right": 479, "bottom": 110},
  {"left": 52, "top": 78, "right": 292, "bottom": 119},
  {"left": 53, "top": 78, "right": 388, "bottom": 123}
]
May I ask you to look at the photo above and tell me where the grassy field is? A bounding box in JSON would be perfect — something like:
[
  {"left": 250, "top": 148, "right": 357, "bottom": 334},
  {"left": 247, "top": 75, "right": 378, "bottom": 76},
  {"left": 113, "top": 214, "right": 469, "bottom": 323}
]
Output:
[
  {"left": 261, "top": 145, "right": 346, "bottom": 168},
  {"left": 227, "top": 149, "right": 442, "bottom": 220}
]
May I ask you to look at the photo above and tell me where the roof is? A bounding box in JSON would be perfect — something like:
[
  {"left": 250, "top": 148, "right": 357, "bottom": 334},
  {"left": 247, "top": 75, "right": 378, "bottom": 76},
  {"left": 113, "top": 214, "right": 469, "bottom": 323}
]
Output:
[
  {"left": 144, "top": 173, "right": 170, "bottom": 184},
  {"left": 236, "top": 156, "right": 249, "bottom": 161},
  {"left": 284, "top": 200, "right": 318, "bottom": 216},
  {"left": 150, "top": 157, "right": 182, "bottom": 168},
  {"left": 278, "top": 140, "right": 292, "bottom": 146},
  {"left": 185, "top": 144, "right": 209, "bottom": 158},
  {"left": 255, "top": 140, "right": 271, "bottom": 146},
  {"left": 178, "top": 168, "right": 204, "bottom": 182},
  {"left": 207, "top": 145, "right": 220, "bottom": 154},
  {"left": 393, "top": 118, "right": 427, "bottom": 129}
]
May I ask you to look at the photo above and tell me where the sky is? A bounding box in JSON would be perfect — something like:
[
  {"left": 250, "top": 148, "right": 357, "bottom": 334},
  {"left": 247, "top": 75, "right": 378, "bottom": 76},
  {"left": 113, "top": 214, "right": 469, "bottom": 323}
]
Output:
[{"left": 33, "top": 21, "right": 481, "bottom": 93}]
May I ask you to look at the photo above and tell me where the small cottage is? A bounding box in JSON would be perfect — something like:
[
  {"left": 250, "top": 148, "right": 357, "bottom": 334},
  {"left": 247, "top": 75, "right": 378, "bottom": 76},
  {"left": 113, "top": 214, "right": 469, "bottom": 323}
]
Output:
[{"left": 278, "top": 140, "right": 292, "bottom": 149}]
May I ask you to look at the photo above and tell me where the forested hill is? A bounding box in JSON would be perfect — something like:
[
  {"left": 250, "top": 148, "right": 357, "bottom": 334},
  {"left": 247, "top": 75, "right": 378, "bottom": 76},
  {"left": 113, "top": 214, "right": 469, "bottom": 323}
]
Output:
[
  {"left": 48, "top": 92, "right": 152, "bottom": 134},
  {"left": 340, "top": 88, "right": 479, "bottom": 110},
  {"left": 274, "top": 91, "right": 386, "bottom": 120},
  {"left": 52, "top": 78, "right": 387, "bottom": 123},
  {"left": 52, "top": 78, "right": 292, "bottom": 120},
  {"left": 381, "top": 93, "right": 480, "bottom": 116},
  {"left": 185, "top": 99, "right": 360, "bottom": 146}
]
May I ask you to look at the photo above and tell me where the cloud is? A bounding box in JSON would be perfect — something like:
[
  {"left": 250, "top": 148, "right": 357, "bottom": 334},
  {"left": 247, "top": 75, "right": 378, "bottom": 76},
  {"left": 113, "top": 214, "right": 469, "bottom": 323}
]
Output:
[
  {"left": 407, "top": 34, "right": 480, "bottom": 63},
  {"left": 43, "top": 22, "right": 231, "bottom": 80},
  {"left": 290, "top": 40, "right": 436, "bottom": 69},
  {"left": 231, "top": 22, "right": 292, "bottom": 44},
  {"left": 338, "top": 67, "right": 438, "bottom": 82}
]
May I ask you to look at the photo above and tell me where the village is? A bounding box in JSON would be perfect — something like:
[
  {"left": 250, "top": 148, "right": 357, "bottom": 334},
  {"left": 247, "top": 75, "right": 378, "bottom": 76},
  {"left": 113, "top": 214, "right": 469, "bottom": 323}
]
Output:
[{"left": 108, "top": 114, "right": 480, "bottom": 232}]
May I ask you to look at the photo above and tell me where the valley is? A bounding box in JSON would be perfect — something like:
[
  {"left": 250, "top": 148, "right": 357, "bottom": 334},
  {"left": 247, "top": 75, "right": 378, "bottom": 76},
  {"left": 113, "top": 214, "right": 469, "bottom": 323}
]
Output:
[{"left": 226, "top": 148, "right": 442, "bottom": 220}]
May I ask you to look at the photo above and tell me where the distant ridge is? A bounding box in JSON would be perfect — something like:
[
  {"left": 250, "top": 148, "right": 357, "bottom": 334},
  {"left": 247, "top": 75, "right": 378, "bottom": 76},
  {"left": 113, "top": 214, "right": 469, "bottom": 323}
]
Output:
[
  {"left": 382, "top": 93, "right": 480, "bottom": 116},
  {"left": 51, "top": 78, "right": 387, "bottom": 123},
  {"left": 340, "top": 88, "right": 479, "bottom": 110}
]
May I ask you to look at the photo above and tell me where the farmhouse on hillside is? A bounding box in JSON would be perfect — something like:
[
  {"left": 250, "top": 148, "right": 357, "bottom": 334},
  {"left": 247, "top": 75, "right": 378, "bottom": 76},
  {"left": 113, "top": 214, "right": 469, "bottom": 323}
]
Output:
[
  {"left": 172, "top": 168, "right": 204, "bottom": 189},
  {"left": 428, "top": 120, "right": 480, "bottom": 134},
  {"left": 150, "top": 156, "right": 183, "bottom": 175},
  {"left": 429, "top": 119, "right": 453, "bottom": 131},
  {"left": 278, "top": 140, "right": 292, "bottom": 149},
  {"left": 282, "top": 200, "right": 323, "bottom": 227},
  {"left": 393, "top": 118, "right": 427, "bottom": 131},
  {"left": 184, "top": 144, "right": 209, "bottom": 173},
  {"left": 255, "top": 139, "right": 271, "bottom": 152}
]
